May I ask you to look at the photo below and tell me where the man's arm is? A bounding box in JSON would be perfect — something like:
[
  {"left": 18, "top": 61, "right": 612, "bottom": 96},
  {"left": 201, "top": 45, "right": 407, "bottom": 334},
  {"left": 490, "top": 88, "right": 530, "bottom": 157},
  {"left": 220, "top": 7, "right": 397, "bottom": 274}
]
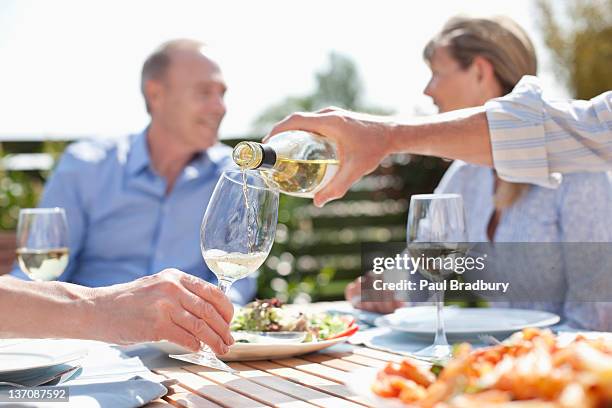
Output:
[
  {"left": 267, "top": 106, "right": 492, "bottom": 207},
  {"left": 0, "top": 269, "right": 235, "bottom": 354},
  {"left": 268, "top": 77, "right": 611, "bottom": 207}
]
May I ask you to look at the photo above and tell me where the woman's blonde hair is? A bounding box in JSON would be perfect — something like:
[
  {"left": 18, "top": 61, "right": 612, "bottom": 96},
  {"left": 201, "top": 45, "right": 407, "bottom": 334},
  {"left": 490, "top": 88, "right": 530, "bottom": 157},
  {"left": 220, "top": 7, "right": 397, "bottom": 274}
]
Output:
[{"left": 424, "top": 16, "right": 538, "bottom": 209}]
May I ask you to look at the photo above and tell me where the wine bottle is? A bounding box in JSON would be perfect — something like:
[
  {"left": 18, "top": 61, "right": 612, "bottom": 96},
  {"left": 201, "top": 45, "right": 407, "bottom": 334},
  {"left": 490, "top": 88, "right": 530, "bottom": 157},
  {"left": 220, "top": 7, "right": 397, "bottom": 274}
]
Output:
[{"left": 232, "top": 130, "right": 339, "bottom": 198}]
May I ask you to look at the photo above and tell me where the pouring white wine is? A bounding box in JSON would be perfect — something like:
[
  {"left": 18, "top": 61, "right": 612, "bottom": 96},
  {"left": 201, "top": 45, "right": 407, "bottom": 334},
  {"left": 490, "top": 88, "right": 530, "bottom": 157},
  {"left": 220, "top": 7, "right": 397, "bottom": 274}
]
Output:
[
  {"left": 232, "top": 131, "right": 339, "bottom": 198},
  {"left": 170, "top": 170, "right": 279, "bottom": 373}
]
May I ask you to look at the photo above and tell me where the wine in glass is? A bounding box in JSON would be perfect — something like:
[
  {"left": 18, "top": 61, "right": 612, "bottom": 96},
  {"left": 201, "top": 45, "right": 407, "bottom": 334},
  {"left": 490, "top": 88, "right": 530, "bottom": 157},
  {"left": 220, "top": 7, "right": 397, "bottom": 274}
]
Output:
[
  {"left": 16, "top": 208, "right": 70, "bottom": 281},
  {"left": 169, "top": 169, "right": 279, "bottom": 372},
  {"left": 406, "top": 194, "right": 467, "bottom": 362}
]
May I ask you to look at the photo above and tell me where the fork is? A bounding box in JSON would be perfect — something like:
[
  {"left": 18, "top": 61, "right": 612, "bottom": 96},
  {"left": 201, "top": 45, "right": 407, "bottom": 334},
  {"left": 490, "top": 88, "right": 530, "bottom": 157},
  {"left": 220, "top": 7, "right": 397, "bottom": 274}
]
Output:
[{"left": 0, "top": 365, "right": 80, "bottom": 388}]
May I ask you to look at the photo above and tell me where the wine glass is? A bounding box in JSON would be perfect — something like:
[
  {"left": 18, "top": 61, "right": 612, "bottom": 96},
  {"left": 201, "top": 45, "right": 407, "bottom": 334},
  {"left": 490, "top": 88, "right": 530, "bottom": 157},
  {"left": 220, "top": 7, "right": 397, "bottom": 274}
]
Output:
[
  {"left": 170, "top": 169, "right": 279, "bottom": 372},
  {"left": 406, "top": 194, "right": 467, "bottom": 362},
  {"left": 16, "top": 208, "right": 70, "bottom": 281}
]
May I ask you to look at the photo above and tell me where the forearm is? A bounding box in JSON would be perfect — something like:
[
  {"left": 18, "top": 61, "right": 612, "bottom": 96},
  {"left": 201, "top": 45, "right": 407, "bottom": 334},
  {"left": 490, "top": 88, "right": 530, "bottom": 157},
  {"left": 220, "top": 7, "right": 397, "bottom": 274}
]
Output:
[
  {"left": 0, "top": 277, "right": 98, "bottom": 340},
  {"left": 386, "top": 107, "right": 493, "bottom": 166}
]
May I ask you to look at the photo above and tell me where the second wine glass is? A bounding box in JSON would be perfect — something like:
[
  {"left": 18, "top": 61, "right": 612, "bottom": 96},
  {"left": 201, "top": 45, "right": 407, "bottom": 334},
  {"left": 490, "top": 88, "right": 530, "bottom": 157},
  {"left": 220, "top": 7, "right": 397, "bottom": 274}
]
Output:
[
  {"left": 406, "top": 193, "right": 467, "bottom": 362},
  {"left": 16, "top": 208, "right": 69, "bottom": 282},
  {"left": 169, "top": 169, "right": 279, "bottom": 372}
]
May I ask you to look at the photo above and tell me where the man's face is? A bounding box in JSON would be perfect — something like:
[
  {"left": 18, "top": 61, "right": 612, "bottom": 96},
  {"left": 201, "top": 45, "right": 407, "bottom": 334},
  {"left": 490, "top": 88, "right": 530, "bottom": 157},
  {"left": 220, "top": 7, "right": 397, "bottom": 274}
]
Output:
[{"left": 152, "top": 49, "right": 227, "bottom": 151}]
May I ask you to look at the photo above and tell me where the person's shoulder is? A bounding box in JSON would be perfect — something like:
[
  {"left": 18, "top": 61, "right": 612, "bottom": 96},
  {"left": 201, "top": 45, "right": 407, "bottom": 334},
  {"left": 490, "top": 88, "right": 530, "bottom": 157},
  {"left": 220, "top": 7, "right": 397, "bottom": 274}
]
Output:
[
  {"left": 443, "top": 160, "right": 488, "bottom": 181},
  {"left": 62, "top": 135, "right": 132, "bottom": 165},
  {"left": 206, "top": 142, "right": 235, "bottom": 170},
  {"left": 55, "top": 135, "right": 136, "bottom": 175},
  {"left": 435, "top": 161, "right": 489, "bottom": 194}
]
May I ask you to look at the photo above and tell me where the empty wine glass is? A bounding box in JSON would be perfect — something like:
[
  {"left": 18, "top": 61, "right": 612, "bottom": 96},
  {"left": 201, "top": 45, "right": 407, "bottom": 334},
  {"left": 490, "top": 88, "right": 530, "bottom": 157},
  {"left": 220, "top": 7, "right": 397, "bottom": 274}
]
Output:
[{"left": 170, "top": 169, "right": 279, "bottom": 372}]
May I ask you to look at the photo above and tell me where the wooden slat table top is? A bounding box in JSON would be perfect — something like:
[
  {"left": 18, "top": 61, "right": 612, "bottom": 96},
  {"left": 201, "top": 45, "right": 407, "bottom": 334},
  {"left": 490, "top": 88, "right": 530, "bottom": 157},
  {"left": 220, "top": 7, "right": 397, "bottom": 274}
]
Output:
[{"left": 152, "top": 342, "right": 409, "bottom": 408}]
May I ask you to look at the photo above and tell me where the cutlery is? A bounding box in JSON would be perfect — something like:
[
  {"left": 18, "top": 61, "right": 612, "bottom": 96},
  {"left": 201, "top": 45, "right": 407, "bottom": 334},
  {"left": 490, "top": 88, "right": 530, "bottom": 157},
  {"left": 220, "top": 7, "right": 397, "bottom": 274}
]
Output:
[{"left": 478, "top": 334, "right": 503, "bottom": 346}]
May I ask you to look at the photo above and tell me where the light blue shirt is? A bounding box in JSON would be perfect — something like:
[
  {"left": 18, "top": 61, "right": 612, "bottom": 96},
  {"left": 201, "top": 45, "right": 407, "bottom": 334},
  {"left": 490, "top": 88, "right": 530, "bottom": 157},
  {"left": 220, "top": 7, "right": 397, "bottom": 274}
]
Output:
[
  {"left": 11, "top": 130, "right": 256, "bottom": 304},
  {"left": 435, "top": 161, "right": 612, "bottom": 331},
  {"left": 485, "top": 75, "right": 612, "bottom": 187}
]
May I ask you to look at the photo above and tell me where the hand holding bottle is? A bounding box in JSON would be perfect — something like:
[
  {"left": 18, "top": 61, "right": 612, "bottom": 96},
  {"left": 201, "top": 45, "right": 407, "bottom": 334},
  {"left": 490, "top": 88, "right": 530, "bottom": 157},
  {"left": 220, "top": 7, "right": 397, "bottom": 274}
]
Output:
[
  {"left": 265, "top": 107, "right": 394, "bottom": 207},
  {"left": 235, "top": 129, "right": 340, "bottom": 199}
]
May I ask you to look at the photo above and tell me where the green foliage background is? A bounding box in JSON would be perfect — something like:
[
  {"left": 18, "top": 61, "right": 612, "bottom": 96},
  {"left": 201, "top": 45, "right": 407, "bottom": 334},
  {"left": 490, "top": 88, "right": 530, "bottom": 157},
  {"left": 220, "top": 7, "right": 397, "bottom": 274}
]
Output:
[{"left": 537, "top": 0, "right": 612, "bottom": 98}]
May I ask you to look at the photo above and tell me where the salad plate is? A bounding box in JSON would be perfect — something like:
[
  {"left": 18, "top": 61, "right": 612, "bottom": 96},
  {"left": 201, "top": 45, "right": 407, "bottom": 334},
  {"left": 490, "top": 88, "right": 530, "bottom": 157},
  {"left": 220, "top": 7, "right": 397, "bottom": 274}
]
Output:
[
  {"left": 154, "top": 336, "right": 351, "bottom": 361},
  {"left": 154, "top": 298, "right": 359, "bottom": 361}
]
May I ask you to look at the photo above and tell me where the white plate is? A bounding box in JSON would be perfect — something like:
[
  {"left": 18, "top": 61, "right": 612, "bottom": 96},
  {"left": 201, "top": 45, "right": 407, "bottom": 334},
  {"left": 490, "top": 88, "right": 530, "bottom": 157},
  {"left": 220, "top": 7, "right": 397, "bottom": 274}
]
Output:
[
  {"left": 153, "top": 336, "right": 350, "bottom": 361},
  {"left": 0, "top": 340, "right": 88, "bottom": 374},
  {"left": 375, "top": 307, "right": 559, "bottom": 338}
]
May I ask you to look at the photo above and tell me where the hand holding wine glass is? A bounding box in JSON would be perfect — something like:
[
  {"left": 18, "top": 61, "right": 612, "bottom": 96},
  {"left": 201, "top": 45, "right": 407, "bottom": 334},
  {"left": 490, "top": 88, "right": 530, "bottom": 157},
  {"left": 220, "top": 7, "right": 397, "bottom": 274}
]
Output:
[
  {"left": 170, "top": 169, "right": 279, "bottom": 372},
  {"left": 16, "top": 208, "right": 69, "bottom": 281}
]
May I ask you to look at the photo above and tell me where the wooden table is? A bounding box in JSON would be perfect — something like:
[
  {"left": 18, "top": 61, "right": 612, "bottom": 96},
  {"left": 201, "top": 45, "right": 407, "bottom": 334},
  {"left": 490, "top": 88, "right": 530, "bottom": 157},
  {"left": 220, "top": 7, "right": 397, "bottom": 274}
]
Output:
[{"left": 144, "top": 341, "right": 406, "bottom": 408}]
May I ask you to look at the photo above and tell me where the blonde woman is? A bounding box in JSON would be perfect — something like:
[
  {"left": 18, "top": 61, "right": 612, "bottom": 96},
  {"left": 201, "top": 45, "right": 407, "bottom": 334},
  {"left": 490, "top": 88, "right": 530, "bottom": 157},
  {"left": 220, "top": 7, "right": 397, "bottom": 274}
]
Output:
[{"left": 345, "top": 16, "right": 611, "bottom": 331}]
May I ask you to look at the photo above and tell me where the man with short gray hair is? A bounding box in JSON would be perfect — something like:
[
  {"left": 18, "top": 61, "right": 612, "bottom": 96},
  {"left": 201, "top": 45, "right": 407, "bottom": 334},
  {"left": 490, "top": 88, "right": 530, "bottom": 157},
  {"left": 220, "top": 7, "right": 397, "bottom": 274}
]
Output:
[{"left": 10, "top": 39, "right": 256, "bottom": 304}]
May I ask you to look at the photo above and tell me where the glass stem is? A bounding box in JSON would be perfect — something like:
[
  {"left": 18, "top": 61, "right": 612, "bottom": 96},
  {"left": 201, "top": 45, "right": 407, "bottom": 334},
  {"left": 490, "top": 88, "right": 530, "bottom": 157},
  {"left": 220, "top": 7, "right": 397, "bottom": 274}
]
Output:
[
  {"left": 217, "top": 279, "right": 233, "bottom": 295},
  {"left": 433, "top": 286, "right": 448, "bottom": 347},
  {"left": 197, "top": 279, "right": 234, "bottom": 354}
]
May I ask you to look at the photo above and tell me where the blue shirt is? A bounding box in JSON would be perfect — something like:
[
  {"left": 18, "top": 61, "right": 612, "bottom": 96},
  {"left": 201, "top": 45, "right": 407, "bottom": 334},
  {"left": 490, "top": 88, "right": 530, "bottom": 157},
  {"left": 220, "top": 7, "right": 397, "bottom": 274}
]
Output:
[
  {"left": 435, "top": 161, "right": 612, "bottom": 331},
  {"left": 11, "top": 130, "right": 256, "bottom": 304}
]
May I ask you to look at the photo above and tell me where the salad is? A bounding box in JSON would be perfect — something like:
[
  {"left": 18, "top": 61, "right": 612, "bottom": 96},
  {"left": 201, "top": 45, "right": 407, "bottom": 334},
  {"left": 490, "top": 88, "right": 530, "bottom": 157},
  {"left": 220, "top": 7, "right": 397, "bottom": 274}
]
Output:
[{"left": 231, "top": 298, "right": 358, "bottom": 342}]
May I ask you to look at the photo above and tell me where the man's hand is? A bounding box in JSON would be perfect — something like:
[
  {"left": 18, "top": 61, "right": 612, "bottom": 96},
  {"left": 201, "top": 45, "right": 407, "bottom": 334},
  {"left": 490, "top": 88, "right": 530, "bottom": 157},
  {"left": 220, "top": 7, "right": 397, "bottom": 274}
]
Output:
[
  {"left": 92, "top": 269, "right": 234, "bottom": 354},
  {"left": 266, "top": 107, "right": 394, "bottom": 207},
  {"left": 345, "top": 274, "right": 404, "bottom": 315}
]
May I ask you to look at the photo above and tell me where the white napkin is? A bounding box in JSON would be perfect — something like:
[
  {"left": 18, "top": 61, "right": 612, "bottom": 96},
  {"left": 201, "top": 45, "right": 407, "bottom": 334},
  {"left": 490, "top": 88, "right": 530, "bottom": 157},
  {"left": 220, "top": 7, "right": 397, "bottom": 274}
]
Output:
[{"left": 0, "top": 339, "right": 166, "bottom": 408}]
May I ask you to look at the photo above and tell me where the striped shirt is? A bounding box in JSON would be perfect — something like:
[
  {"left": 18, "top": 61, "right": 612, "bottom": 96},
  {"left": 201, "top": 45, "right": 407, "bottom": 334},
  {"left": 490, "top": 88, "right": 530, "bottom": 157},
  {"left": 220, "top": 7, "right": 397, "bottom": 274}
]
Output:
[{"left": 485, "top": 76, "right": 612, "bottom": 188}]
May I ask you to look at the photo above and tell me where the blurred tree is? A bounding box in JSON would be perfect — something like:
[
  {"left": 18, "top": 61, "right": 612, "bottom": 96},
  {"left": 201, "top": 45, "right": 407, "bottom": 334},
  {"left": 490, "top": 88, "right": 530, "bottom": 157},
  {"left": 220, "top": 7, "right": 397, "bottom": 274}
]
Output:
[
  {"left": 251, "top": 52, "right": 391, "bottom": 135},
  {"left": 537, "top": 0, "right": 612, "bottom": 99}
]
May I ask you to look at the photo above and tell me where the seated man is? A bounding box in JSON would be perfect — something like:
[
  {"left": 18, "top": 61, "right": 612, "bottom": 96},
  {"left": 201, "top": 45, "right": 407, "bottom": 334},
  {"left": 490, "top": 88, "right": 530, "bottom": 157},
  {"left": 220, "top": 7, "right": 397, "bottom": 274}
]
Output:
[{"left": 11, "top": 39, "right": 255, "bottom": 304}]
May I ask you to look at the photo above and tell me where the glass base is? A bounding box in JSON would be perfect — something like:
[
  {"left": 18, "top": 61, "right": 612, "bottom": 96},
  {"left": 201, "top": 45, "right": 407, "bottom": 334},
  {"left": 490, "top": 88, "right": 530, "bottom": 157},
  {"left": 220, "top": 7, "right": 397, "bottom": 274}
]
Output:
[
  {"left": 409, "top": 344, "right": 452, "bottom": 364},
  {"left": 169, "top": 352, "right": 238, "bottom": 374}
]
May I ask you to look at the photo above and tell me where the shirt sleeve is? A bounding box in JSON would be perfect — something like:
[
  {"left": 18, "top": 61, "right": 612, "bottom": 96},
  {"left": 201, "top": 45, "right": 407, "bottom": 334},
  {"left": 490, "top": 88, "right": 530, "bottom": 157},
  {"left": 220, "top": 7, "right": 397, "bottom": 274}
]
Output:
[
  {"left": 10, "top": 146, "right": 88, "bottom": 282},
  {"left": 485, "top": 75, "right": 612, "bottom": 188}
]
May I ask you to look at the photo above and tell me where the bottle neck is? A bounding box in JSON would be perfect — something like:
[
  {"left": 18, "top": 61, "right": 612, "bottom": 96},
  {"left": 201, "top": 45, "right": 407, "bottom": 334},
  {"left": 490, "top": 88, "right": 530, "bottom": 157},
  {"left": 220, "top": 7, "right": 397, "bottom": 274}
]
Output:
[{"left": 233, "top": 141, "right": 277, "bottom": 169}]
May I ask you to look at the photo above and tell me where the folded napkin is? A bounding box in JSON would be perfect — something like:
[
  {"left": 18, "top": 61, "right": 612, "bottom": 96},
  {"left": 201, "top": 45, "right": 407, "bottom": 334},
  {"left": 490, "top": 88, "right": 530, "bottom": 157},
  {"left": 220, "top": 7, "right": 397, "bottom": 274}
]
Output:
[
  {"left": 0, "top": 339, "right": 166, "bottom": 408},
  {"left": 0, "top": 363, "right": 80, "bottom": 388}
]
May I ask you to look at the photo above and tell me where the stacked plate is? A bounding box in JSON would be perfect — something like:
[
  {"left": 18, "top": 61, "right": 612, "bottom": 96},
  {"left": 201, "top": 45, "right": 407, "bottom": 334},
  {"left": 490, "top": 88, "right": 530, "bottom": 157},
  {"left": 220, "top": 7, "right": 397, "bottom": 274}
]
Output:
[{"left": 0, "top": 339, "right": 86, "bottom": 387}]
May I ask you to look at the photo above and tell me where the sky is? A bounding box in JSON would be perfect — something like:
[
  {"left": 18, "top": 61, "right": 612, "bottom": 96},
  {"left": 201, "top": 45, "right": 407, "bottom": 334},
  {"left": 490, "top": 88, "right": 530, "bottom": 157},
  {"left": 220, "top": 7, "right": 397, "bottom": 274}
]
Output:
[{"left": 0, "top": 0, "right": 569, "bottom": 140}]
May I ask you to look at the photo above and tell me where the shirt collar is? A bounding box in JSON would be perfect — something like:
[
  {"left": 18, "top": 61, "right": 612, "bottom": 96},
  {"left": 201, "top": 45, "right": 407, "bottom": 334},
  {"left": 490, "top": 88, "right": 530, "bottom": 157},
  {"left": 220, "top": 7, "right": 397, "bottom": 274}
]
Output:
[
  {"left": 126, "top": 129, "right": 151, "bottom": 176},
  {"left": 126, "top": 128, "right": 230, "bottom": 178}
]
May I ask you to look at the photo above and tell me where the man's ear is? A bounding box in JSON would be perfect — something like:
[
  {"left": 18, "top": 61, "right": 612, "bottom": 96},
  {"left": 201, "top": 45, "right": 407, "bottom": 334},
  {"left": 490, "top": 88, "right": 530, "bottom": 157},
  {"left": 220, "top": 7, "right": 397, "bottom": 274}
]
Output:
[{"left": 144, "top": 79, "right": 164, "bottom": 113}]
